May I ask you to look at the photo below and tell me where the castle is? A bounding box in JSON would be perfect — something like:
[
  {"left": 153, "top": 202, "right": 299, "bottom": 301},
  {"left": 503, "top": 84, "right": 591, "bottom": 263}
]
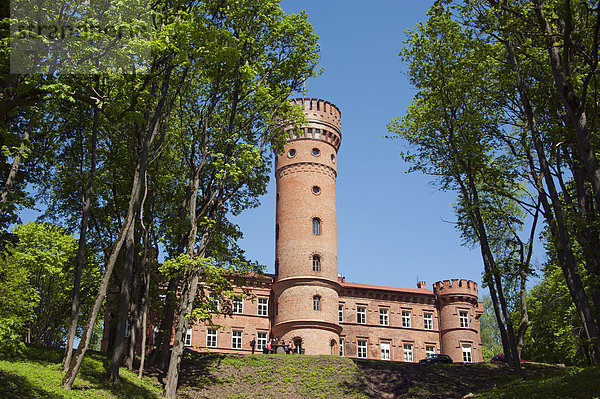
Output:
[{"left": 173, "top": 98, "right": 483, "bottom": 363}]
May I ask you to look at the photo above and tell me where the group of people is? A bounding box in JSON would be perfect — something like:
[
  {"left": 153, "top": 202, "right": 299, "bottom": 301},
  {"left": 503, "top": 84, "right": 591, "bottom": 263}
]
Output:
[{"left": 249, "top": 337, "right": 297, "bottom": 354}]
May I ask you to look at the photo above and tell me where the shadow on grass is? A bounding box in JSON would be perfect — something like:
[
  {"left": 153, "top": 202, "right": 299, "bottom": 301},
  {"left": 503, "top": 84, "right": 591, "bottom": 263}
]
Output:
[
  {"left": 178, "top": 352, "right": 226, "bottom": 388},
  {"left": 0, "top": 370, "right": 65, "bottom": 399},
  {"left": 72, "top": 356, "right": 162, "bottom": 399}
]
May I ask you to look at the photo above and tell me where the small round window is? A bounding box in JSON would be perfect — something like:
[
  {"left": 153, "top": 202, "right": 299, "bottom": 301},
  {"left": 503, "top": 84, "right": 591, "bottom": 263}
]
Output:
[
  {"left": 331, "top": 154, "right": 336, "bottom": 163},
  {"left": 288, "top": 149, "right": 296, "bottom": 157},
  {"left": 312, "top": 186, "right": 321, "bottom": 195},
  {"left": 312, "top": 148, "right": 320, "bottom": 156}
]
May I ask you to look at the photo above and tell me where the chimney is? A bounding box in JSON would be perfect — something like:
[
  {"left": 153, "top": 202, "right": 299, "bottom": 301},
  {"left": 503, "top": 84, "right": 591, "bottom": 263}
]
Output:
[{"left": 417, "top": 281, "right": 427, "bottom": 290}]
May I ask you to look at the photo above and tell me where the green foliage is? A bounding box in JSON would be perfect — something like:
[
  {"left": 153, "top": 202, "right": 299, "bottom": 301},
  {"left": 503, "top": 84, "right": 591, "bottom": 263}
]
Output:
[
  {"left": 523, "top": 261, "right": 586, "bottom": 366},
  {"left": 480, "top": 294, "right": 503, "bottom": 361},
  {"left": 0, "top": 222, "right": 100, "bottom": 352}
]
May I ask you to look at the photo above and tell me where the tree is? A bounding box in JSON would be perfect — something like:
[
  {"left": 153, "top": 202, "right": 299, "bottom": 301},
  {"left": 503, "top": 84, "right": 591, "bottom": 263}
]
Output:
[
  {"left": 0, "top": 222, "right": 99, "bottom": 352},
  {"left": 480, "top": 294, "right": 503, "bottom": 361},
  {"left": 389, "top": 2, "right": 537, "bottom": 370}
]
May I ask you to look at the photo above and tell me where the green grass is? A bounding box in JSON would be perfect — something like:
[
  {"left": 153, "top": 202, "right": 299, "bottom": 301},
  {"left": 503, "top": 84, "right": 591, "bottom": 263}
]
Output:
[
  {"left": 471, "top": 365, "right": 600, "bottom": 399},
  {"left": 0, "top": 346, "right": 163, "bottom": 399},
  {"left": 1, "top": 346, "right": 599, "bottom": 399}
]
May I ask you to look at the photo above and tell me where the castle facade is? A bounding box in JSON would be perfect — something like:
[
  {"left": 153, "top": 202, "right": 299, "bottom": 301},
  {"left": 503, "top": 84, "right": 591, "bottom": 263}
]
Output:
[{"left": 177, "top": 98, "right": 483, "bottom": 363}]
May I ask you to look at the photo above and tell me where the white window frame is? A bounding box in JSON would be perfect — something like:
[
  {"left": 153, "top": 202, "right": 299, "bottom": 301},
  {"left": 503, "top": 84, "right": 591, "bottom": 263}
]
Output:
[
  {"left": 258, "top": 297, "right": 268, "bottom": 316},
  {"left": 424, "top": 312, "right": 433, "bottom": 330},
  {"left": 339, "top": 338, "right": 345, "bottom": 357},
  {"left": 380, "top": 342, "right": 391, "bottom": 361},
  {"left": 232, "top": 298, "right": 243, "bottom": 314},
  {"left": 462, "top": 344, "right": 472, "bottom": 363},
  {"left": 357, "top": 340, "right": 367, "bottom": 358},
  {"left": 206, "top": 328, "right": 217, "bottom": 348},
  {"left": 184, "top": 328, "right": 192, "bottom": 346},
  {"left": 313, "top": 295, "right": 321, "bottom": 311},
  {"left": 357, "top": 306, "right": 366, "bottom": 324},
  {"left": 257, "top": 332, "right": 267, "bottom": 351},
  {"left": 338, "top": 303, "right": 344, "bottom": 323},
  {"left": 232, "top": 330, "right": 242, "bottom": 349},
  {"left": 312, "top": 255, "right": 321, "bottom": 271},
  {"left": 403, "top": 343, "right": 413, "bottom": 362},
  {"left": 459, "top": 310, "right": 470, "bottom": 328},
  {"left": 379, "top": 308, "right": 389, "bottom": 326},
  {"left": 425, "top": 345, "right": 436, "bottom": 357},
  {"left": 402, "top": 310, "right": 411, "bottom": 328}
]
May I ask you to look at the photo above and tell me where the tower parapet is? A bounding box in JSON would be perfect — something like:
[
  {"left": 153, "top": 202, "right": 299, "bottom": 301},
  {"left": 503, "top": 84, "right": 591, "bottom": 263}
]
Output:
[
  {"left": 433, "top": 279, "right": 478, "bottom": 300},
  {"left": 434, "top": 279, "right": 482, "bottom": 363},
  {"left": 286, "top": 98, "right": 342, "bottom": 151}
]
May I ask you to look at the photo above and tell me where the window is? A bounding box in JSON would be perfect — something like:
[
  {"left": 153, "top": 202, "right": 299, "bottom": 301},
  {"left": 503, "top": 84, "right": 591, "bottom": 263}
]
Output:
[
  {"left": 312, "top": 218, "right": 321, "bottom": 235},
  {"left": 288, "top": 149, "right": 296, "bottom": 157},
  {"left": 338, "top": 304, "right": 344, "bottom": 323},
  {"left": 257, "top": 332, "right": 267, "bottom": 351},
  {"left": 313, "top": 295, "right": 321, "bottom": 311},
  {"left": 312, "top": 255, "right": 321, "bottom": 271},
  {"left": 232, "top": 298, "right": 243, "bottom": 314},
  {"left": 379, "top": 308, "right": 389, "bottom": 326},
  {"left": 403, "top": 344, "right": 413, "bottom": 362},
  {"left": 462, "top": 344, "right": 472, "bottom": 363},
  {"left": 331, "top": 154, "right": 335, "bottom": 163},
  {"left": 184, "top": 328, "right": 192, "bottom": 346},
  {"left": 357, "top": 340, "right": 367, "bottom": 358},
  {"left": 312, "top": 147, "right": 320, "bottom": 156},
  {"left": 232, "top": 330, "right": 242, "bottom": 349},
  {"left": 426, "top": 345, "right": 435, "bottom": 356},
  {"left": 312, "top": 186, "right": 321, "bottom": 195},
  {"left": 459, "top": 310, "right": 470, "bottom": 328},
  {"left": 339, "top": 338, "right": 345, "bottom": 356},
  {"left": 380, "top": 342, "right": 391, "bottom": 360},
  {"left": 424, "top": 312, "right": 433, "bottom": 330},
  {"left": 357, "top": 306, "right": 366, "bottom": 324},
  {"left": 402, "top": 310, "right": 411, "bottom": 328},
  {"left": 206, "top": 328, "right": 217, "bottom": 347},
  {"left": 258, "top": 297, "right": 268, "bottom": 316}
]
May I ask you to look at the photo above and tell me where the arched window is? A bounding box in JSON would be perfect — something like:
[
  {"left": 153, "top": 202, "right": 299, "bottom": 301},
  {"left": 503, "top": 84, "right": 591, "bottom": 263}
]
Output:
[
  {"left": 313, "top": 295, "right": 321, "bottom": 311},
  {"left": 312, "top": 218, "right": 321, "bottom": 235},
  {"left": 312, "top": 255, "right": 321, "bottom": 272}
]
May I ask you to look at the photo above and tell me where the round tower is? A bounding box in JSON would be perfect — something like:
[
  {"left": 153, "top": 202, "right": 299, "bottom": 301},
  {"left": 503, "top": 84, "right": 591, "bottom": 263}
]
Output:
[
  {"left": 433, "top": 279, "right": 483, "bottom": 363},
  {"left": 272, "top": 98, "right": 343, "bottom": 355}
]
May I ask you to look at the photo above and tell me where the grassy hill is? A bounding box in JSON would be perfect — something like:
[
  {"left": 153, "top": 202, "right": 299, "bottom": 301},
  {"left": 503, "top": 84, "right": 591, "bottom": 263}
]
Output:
[{"left": 1, "top": 346, "right": 599, "bottom": 399}]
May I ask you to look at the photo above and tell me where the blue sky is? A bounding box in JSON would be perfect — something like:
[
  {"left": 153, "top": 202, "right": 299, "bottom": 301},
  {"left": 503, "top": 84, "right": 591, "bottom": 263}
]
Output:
[{"left": 231, "top": 0, "right": 546, "bottom": 294}]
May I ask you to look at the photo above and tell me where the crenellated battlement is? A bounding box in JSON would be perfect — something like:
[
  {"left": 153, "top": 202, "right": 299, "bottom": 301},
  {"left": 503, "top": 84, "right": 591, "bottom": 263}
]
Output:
[
  {"left": 433, "top": 279, "right": 478, "bottom": 298},
  {"left": 291, "top": 98, "right": 341, "bottom": 132}
]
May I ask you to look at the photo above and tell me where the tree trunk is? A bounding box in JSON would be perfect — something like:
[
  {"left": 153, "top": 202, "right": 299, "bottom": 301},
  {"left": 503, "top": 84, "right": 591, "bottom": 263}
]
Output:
[
  {"left": 504, "top": 38, "right": 600, "bottom": 363},
  {"left": 108, "top": 226, "right": 137, "bottom": 382},
  {"left": 164, "top": 169, "right": 202, "bottom": 399},
  {"left": 61, "top": 66, "right": 172, "bottom": 390},
  {"left": 0, "top": 129, "right": 29, "bottom": 211},
  {"left": 532, "top": 0, "right": 600, "bottom": 211},
  {"left": 63, "top": 105, "right": 98, "bottom": 371}
]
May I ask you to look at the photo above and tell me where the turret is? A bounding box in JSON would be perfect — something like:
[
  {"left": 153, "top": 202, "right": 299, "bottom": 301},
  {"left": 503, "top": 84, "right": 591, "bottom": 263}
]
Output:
[
  {"left": 433, "top": 279, "right": 483, "bottom": 363},
  {"left": 271, "top": 98, "right": 342, "bottom": 355}
]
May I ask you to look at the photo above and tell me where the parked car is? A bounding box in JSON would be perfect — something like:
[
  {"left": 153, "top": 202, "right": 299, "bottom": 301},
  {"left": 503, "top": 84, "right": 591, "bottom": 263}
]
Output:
[
  {"left": 490, "top": 354, "right": 525, "bottom": 363},
  {"left": 419, "top": 354, "right": 453, "bottom": 364}
]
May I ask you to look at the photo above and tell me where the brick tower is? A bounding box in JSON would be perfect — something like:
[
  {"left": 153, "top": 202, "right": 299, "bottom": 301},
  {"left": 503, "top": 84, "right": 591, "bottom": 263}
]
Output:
[
  {"left": 272, "top": 98, "right": 343, "bottom": 355},
  {"left": 433, "top": 279, "right": 483, "bottom": 362}
]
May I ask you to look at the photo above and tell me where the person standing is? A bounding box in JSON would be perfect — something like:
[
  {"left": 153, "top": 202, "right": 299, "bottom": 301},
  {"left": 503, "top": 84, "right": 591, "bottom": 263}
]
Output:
[{"left": 250, "top": 337, "right": 256, "bottom": 354}]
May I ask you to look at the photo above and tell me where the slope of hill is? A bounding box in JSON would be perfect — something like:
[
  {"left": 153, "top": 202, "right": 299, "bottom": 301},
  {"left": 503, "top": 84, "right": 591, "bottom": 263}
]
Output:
[{"left": 1, "top": 346, "right": 599, "bottom": 399}]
